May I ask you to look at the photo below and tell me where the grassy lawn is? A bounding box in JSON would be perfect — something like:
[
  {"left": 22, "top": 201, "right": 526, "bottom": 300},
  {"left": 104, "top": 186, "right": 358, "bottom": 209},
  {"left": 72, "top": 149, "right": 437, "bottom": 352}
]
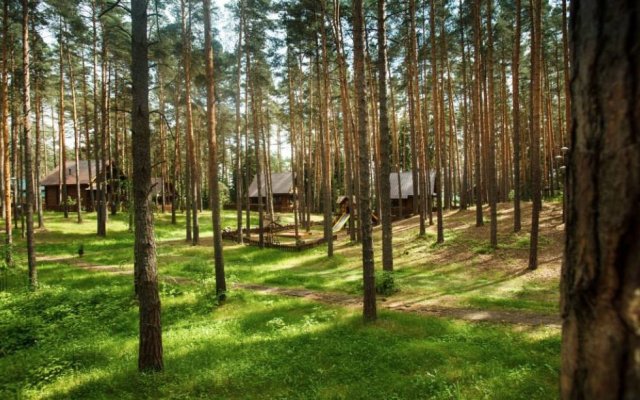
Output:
[
  {"left": 0, "top": 203, "right": 563, "bottom": 398},
  {"left": 0, "top": 260, "right": 559, "bottom": 399},
  {"left": 11, "top": 201, "right": 562, "bottom": 317}
]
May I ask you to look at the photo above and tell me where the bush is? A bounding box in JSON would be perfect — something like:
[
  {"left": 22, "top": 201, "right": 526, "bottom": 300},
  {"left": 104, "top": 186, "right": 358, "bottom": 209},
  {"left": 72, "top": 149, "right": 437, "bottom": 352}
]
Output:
[{"left": 375, "top": 271, "right": 399, "bottom": 296}]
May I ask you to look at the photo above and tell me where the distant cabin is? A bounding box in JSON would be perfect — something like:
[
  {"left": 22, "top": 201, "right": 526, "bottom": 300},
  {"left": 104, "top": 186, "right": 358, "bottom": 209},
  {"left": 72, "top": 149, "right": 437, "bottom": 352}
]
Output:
[
  {"left": 150, "top": 177, "right": 176, "bottom": 207},
  {"left": 390, "top": 170, "right": 436, "bottom": 219},
  {"left": 39, "top": 160, "right": 125, "bottom": 211},
  {"left": 247, "top": 172, "right": 294, "bottom": 212}
]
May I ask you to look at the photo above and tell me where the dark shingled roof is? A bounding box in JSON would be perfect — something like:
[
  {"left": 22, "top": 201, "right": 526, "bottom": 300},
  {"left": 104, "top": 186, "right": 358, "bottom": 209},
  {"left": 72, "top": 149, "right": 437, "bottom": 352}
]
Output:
[
  {"left": 248, "top": 172, "right": 293, "bottom": 197},
  {"left": 389, "top": 171, "right": 436, "bottom": 199},
  {"left": 40, "top": 160, "right": 98, "bottom": 186}
]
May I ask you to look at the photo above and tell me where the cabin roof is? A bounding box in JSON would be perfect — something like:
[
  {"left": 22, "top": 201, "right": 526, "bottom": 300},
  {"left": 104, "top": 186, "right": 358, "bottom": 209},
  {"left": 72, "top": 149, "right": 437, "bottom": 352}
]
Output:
[
  {"left": 40, "top": 160, "right": 98, "bottom": 186},
  {"left": 248, "top": 172, "right": 293, "bottom": 197},
  {"left": 389, "top": 171, "right": 436, "bottom": 199}
]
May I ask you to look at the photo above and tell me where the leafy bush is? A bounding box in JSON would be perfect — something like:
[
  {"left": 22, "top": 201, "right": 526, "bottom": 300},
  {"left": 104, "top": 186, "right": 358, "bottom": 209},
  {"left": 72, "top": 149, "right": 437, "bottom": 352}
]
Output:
[{"left": 376, "top": 271, "right": 399, "bottom": 296}]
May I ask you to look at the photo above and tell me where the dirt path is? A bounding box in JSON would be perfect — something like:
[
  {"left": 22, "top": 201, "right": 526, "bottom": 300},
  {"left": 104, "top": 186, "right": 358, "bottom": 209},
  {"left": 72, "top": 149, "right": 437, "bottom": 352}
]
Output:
[
  {"left": 235, "top": 283, "right": 561, "bottom": 327},
  {"left": 41, "top": 255, "right": 560, "bottom": 328}
]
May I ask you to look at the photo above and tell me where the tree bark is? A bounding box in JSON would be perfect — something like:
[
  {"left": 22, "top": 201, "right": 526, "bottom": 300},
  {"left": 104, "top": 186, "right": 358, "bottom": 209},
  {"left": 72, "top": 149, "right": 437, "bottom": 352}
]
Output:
[
  {"left": 561, "top": 0, "right": 640, "bottom": 397},
  {"left": 319, "top": 2, "right": 333, "bottom": 257},
  {"left": 486, "top": 0, "right": 498, "bottom": 248},
  {"left": 131, "top": 0, "right": 163, "bottom": 373},
  {"left": 22, "top": 0, "right": 36, "bottom": 288},
  {"left": 67, "top": 47, "right": 82, "bottom": 223},
  {"left": 512, "top": 0, "right": 522, "bottom": 232},
  {"left": 472, "top": 0, "right": 483, "bottom": 227},
  {"left": 353, "top": 0, "right": 376, "bottom": 322},
  {"left": 234, "top": 5, "right": 244, "bottom": 244},
  {"left": 2, "top": 0, "right": 12, "bottom": 265},
  {"left": 58, "top": 22, "right": 68, "bottom": 219},
  {"left": 430, "top": 0, "right": 444, "bottom": 244},
  {"left": 204, "top": 0, "right": 226, "bottom": 299},
  {"left": 377, "top": 0, "right": 393, "bottom": 271},
  {"left": 528, "top": 0, "right": 542, "bottom": 270}
]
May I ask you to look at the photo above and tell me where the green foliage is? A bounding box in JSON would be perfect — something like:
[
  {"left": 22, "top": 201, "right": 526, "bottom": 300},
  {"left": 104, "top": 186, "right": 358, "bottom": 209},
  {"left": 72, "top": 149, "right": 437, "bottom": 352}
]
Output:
[
  {"left": 0, "top": 264, "right": 561, "bottom": 399},
  {"left": 472, "top": 243, "right": 496, "bottom": 255},
  {"left": 375, "top": 271, "right": 399, "bottom": 296},
  {"left": 62, "top": 197, "right": 77, "bottom": 208}
]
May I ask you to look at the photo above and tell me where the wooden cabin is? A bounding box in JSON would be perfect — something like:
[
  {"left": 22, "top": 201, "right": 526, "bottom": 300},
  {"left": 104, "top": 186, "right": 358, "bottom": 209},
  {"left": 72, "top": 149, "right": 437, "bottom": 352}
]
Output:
[
  {"left": 390, "top": 170, "right": 436, "bottom": 219},
  {"left": 247, "top": 172, "right": 294, "bottom": 212},
  {"left": 40, "top": 161, "right": 125, "bottom": 211},
  {"left": 150, "top": 177, "right": 176, "bottom": 208}
]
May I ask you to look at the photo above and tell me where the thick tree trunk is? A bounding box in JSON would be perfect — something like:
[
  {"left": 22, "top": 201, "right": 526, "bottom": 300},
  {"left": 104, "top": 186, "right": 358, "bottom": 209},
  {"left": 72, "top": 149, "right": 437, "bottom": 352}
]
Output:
[
  {"left": 353, "top": 0, "right": 376, "bottom": 322},
  {"left": 377, "top": 0, "right": 393, "bottom": 271},
  {"left": 561, "top": 0, "right": 640, "bottom": 397},
  {"left": 204, "top": 0, "right": 226, "bottom": 299},
  {"left": 131, "top": 0, "right": 163, "bottom": 373}
]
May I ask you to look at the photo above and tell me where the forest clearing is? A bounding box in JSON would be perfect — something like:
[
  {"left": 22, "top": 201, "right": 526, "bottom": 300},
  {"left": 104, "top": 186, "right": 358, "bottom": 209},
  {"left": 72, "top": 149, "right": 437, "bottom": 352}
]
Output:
[
  {"left": 0, "top": 0, "right": 638, "bottom": 398},
  {"left": 2, "top": 205, "right": 561, "bottom": 399}
]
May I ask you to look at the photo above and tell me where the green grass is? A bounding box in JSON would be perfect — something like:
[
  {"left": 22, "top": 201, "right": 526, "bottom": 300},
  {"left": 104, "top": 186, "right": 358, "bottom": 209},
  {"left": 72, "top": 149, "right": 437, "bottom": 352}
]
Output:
[
  {"left": 0, "top": 261, "right": 560, "bottom": 399},
  {"left": 18, "top": 205, "right": 562, "bottom": 317}
]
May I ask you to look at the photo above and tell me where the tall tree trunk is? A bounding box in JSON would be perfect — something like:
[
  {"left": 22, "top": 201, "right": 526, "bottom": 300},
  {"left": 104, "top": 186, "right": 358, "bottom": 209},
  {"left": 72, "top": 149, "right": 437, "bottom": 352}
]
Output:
[
  {"left": 528, "top": 0, "right": 542, "bottom": 270},
  {"left": 2, "top": 0, "right": 13, "bottom": 265},
  {"left": 131, "top": 0, "right": 163, "bottom": 373},
  {"left": 319, "top": 2, "right": 333, "bottom": 257},
  {"left": 561, "top": 0, "right": 570, "bottom": 146},
  {"left": 67, "top": 47, "right": 82, "bottom": 223},
  {"left": 171, "top": 64, "right": 182, "bottom": 226},
  {"left": 353, "top": 0, "right": 376, "bottom": 322},
  {"left": 97, "top": 21, "right": 109, "bottom": 236},
  {"left": 329, "top": 1, "right": 356, "bottom": 241},
  {"left": 22, "top": 0, "right": 36, "bottom": 289},
  {"left": 204, "top": 0, "right": 226, "bottom": 299},
  {"left": 486, "top": 0, "right": 498, "bottom": 248},
  {"left": 234, "top": 6, "right": 243, "bottom": 244},
  {"left": 377, "top": 0, "right": 393, "bottom": 271},
  {"left": 459, "top": 0, "right": 469, "bottom": 210},
  {"left": 430, "top": 0, "right": 444, "bottom": 244},
  {"left": 34, "top": 77, "right": 43, "bottom": 228},
  {"left": 91, "top": 0, "right": 101, "bottom": 217},
  {"left": 81, "top": 55, "right": 95, "bottom": 211},
  {"left": 472, "top": 0, "right": 484, "bottom": 227},
  {"left": 59, "top": 22, "right": 68, "bottom": 219},
  {"left": 561, "top": 0, "right": 639, "bottom": 397},
  {"left": 181, "top": 0, "right": 198, "bottom": 245},
  {"left": 512, "top": 0, "right": 522, "bottom": 232},
  {"left": 408, "top": 0, "right": 425, "bottom": 235}
]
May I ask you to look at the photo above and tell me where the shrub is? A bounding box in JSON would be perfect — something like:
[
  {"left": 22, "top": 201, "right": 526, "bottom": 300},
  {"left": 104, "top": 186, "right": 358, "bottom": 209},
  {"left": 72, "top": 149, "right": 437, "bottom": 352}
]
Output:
[{"left": 375, "top": 271, "right": 399, "bottom": 296}]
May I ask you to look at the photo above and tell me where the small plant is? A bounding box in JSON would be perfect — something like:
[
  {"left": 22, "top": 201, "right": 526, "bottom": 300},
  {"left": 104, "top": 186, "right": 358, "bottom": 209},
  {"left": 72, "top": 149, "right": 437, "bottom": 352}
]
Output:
[
  {"left": 472, "top": 243, "right": 496, "bottom": 255},
  {"left": 375, "top": 271, "right": 399, "bottom": 296}
]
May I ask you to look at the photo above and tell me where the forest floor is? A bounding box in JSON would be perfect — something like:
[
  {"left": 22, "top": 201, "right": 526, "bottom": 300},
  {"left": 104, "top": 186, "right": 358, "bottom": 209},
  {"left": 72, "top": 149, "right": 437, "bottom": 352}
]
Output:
[{"left": 0, "top": 201, "right": 563, "bottom": 399}]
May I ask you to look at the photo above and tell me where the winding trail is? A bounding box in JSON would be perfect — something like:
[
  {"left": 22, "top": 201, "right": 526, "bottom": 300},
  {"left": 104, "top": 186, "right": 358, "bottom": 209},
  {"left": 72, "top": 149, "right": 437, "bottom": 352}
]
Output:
[{"left": 40, "top": 255, "right": 561, "bottom": 328}]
